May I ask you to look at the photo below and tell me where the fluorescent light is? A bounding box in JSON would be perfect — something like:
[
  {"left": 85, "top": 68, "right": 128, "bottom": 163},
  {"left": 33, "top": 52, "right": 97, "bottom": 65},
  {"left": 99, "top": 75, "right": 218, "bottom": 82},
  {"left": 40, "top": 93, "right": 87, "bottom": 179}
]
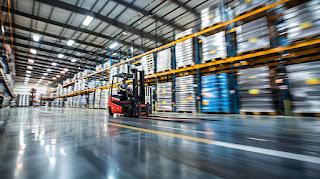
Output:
[
  {"left": 52, "top": 77, "right": 57, "bottom": 80},
  {"left": 41, "top": 76, "right": 45, "bottom": 79},
  {"left": 27, "top": 66, "right": 33, "bottom": 70},
  {"left": 56, "top": 75, "right": 60, "bottom": 78},
  {"left": 30, "top": 49, "right": 37, "bottom": 54},
  {"left": 63, "top": 68, "right": 68, "bottom": 72},
  {"left": 47, "top": 69, "right": 52, "bottom": 72},
  {"left": 26, "top": 70, "right": 32, "bottom": 74},
  {"left": 33, "top": 34, "right": 40, "bottom": 42},
  {"left": 109, "top": 41, "right": 119, "bottom": 49},
  {"left": 25, "top": 74, "right": 30, "bottom": 77},
  {"left": 51, "top": 62, "right": 57, "bottom": 66},
  {"left": 57, "top": 54, "right": 64, "bottom": 58},
  {"left": 82, "top": 16, "right": 93, "bottom": 26},
  {"left": 71, "top": 58, "right": 77, "bottom": 62},
  {"left": 43, "top": 73, "right": 48, "bottom": 76},
  {"left": 60, "top": 71, "right": 65, "bottom": 74},
  {"left": 112, "top": 53, "right": 118, "bottom": 56},
  {"left": 28, "top": 59, "right": 34, "bottom": 63},
  {"left": 67, "top": 40, "right": 75, "bottom": 46}
]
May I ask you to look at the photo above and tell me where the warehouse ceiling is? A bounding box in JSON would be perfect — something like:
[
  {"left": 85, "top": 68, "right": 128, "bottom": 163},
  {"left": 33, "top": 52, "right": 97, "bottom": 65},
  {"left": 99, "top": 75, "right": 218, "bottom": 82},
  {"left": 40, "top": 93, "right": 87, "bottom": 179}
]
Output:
[{"left": 2, "top": 0, "right": 213, "bottom": 85}]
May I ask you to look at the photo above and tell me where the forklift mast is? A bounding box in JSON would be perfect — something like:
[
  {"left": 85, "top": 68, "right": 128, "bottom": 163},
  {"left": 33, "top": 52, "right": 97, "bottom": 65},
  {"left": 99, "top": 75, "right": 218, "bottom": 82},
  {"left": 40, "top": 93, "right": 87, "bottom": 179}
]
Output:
[{"left": 131, "top": 68, "right": 146, "bottom": 105}]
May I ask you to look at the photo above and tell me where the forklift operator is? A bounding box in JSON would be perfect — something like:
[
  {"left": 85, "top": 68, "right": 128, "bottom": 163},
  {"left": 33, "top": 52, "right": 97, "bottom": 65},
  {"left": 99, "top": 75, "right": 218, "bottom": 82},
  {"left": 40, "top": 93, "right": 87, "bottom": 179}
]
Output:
[{"left": 118, "top": 79, "right": 129, "bottom": 101}]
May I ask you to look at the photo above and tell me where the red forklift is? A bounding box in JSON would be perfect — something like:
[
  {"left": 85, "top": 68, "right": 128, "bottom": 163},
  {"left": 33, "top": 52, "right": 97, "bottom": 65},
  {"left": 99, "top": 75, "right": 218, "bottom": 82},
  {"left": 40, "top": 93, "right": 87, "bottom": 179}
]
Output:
[{"left": 108, "top": 69, "right": 151, "bottom": 117}]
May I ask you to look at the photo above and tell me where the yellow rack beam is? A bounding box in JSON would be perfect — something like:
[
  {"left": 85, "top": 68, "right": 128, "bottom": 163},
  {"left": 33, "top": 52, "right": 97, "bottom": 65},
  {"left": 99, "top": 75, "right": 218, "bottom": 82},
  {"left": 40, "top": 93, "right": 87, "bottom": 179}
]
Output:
[{"left": 44, "top": 38, "right": 319, "bottom": 100}]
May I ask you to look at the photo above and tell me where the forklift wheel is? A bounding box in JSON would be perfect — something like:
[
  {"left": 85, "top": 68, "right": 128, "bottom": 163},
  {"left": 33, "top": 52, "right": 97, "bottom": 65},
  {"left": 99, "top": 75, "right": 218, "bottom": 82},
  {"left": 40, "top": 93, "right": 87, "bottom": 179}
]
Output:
[
  {"left": 123, "top": 105, "right": 132, "bottom": 117},
  {"left": 108, "top": 108, "right": 113, "bottom": 116}
]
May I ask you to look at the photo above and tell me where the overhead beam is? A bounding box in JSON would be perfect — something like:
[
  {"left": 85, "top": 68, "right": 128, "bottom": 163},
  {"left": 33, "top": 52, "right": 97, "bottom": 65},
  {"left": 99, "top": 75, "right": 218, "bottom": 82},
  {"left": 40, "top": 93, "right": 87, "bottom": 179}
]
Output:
[
  {"left": 2, "top": 7, "right": 149, "bottom": 50},
  {"left": 170, "top": 0, "right": 200, "bottom": 17},
  {"left": 110, "top": 0, "right": 185, "bottom": 31},
  {"left": 13, "top": 33, "right": 112, "bottom": 59},
  {"left": 15, "top": 62, "right": 76, "bottom": 76},
  {"left": 14, "top": 41, "right": 97, "bottom": 65},
  {"left": 15, "top": 54, "right": 83, "bottom": 71},
  {"left": 34, "top": 0, "right": 168, "bottom": 43}
]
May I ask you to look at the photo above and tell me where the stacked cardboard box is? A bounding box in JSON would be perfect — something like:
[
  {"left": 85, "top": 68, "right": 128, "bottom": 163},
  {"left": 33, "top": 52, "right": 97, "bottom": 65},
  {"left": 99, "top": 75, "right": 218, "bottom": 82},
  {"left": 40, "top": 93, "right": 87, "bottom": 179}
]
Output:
[
  {"left": 202, "top": 31, "right": 227, "bottom": 62},
  {"left": 236, "top": 17, "right": 270, "bottom": 53},
  {"left": 157, "top": 48, "right": 171, "bottom": 72},
  {"left": 287, "top": 61, "right": 320, "bottom": 113},
  {"left": 176, "top": 75, "right": 197, "bottom": 112},
  {"left": 157, "top": 82, "right": 172, "bottom": 111},
  {"left": 238, "top": 66, "right": 275, "bottom": 112}
]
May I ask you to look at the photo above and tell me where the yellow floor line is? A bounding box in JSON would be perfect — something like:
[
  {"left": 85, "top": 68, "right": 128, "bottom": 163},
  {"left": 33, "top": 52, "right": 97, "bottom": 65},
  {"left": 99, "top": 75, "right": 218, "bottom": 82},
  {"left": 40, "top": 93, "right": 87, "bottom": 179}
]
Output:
[{"left": 109, "top": 122, "right": 215, "bottom": 144}]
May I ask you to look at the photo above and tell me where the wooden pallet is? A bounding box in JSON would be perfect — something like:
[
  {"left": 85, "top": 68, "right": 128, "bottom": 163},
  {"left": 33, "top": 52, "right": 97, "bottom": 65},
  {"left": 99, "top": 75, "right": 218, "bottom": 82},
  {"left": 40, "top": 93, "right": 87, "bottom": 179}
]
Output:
[
  {"left": 202, "top": 57, "right": 223, "bottom": 64},
  {"left": 240, "top": 111, "right": 277, "bottom": 116},
  {"left": 237, "top": 47, "right": 271, "bottom": 56},
  {"left": 293, "top": 113, "right": 320, "bottom": 117},
  {"left": 176, "top": 111, "right": 197, "bottom": 114},
  {"left": 290, "top": 35, "right": 320, "bottom": 45},
  {"left": 157, "top": 110, "right": 173, "bottom": 113}
]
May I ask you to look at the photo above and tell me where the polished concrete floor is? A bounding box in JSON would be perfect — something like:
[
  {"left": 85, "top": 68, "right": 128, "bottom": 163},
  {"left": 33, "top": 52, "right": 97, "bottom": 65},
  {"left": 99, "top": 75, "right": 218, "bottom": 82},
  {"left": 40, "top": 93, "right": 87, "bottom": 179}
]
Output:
[{"left": 0, "top": 107, "right": 320, "bottom": 178}]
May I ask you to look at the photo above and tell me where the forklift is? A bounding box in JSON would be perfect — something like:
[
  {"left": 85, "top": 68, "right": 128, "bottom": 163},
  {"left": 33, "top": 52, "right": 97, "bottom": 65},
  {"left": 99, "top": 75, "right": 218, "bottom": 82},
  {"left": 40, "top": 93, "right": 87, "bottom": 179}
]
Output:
[{"left": 108, "top": 68, "right": 151, "bottom": 117}]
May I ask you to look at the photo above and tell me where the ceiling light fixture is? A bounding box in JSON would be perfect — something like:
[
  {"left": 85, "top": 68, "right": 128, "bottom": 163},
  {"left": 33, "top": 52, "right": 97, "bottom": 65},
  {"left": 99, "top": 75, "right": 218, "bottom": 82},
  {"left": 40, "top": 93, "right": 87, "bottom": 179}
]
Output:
[
  {"left": 109, "top": 41, "right": 119, "bottom": 49},
  {"left": 41, "top": 76, "right": 45, "bottom": 79},
  {"left": 57, "top": 54, "right": 64, "bottom": 58},
  {"left": 51, "top": 62, "right": 57, "bottom": 66},
  {"left": 71, "top": 59, "right": 77, "bottom": 62},
  {"left": 33, "top": 34, "right": 40, "bottom": 42},
  {"left": 82, "top": 16, "right": 93, "bottom": 26},
  {"left": 56, "top": 75, "right": 60, "bottom": 78},
  {"left": 52, "top": 77, "right": 57, "bottom": 80},
  {"left": 26, "top": 70, "right": 32, "bottom": 74},
  {"left": 30, "top": 49, "right": 37, "bottom": 54},
  {"left": 67, "top": 40, "right": 75, "bottom": 46},
  {"left": 28, "top": 59, "right": 34, "bottom": 63},
  {"left": 60, "top": 71, "right": 65, "bottom": 74},
  {"left": 27, "top": 66, "right": 33, "bottom": 70},
  {"left": 47, "top": 69, "right": 52, "bottom": 72},
  {"left": 63, "top": 68, "right": 68, "bottom": 72},
  {"left": 25, "top": 74, "right": 30, "bottom": 77},
  {"left": 43, "top": 73, "right": 48, "bottom": 76}
]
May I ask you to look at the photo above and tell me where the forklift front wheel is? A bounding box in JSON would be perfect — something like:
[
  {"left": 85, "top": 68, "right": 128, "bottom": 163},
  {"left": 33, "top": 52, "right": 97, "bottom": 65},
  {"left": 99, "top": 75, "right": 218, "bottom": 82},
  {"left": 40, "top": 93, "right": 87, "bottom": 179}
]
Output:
[
  {"left": 108, "top": 108, "right": 113, "bottom": 116},
  {"left": 123, "top": 105, "right": 132, "bottom": 117}
]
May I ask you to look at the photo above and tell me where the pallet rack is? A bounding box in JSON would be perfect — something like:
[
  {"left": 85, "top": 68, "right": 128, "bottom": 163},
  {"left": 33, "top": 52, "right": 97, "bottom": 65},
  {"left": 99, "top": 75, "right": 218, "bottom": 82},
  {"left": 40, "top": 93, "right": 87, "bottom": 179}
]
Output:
[{"left": 43, "top": 0, "right": 320, "bottom": 116}]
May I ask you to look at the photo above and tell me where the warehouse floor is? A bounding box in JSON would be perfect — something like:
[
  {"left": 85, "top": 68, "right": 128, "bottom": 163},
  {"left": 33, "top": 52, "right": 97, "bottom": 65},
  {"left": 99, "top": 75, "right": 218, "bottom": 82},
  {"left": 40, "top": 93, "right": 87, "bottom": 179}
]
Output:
[{"left": 0, "top": 108, "right": 319, "bottom": 178}]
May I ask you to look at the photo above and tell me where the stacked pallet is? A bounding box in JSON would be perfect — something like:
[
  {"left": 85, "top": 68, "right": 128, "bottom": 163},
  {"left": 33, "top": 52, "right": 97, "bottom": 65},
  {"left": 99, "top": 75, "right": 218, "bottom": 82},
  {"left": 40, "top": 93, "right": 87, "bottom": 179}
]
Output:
[
  {"left": 100, "top": 90, "right": 108, "bottom": 109},
  {"left": 201, "top": 2, "right": 223, "bottom": 29},
  {"left": 236, "top": 17, "right": 270, "bottom": 53},
  {"left": 201, "top": 73, "right": 230, "bottom": 113},
  {"left": 94, "top": 89, "right": 101, "bottom": 108},
  {"left": 238, "top": 66, "right": 275, "bottom": 113},
  {"left": 141, "top": 54, "right": 154, "bottom": 75},
  {"left": 287, "top": 61, "right": 320, "bottom": 113},
  {"left": 157, "top": 82, "right": 172, "bottom": 111},
  {"left": 80, "top": 95, "right": 87, "bottom": 108},
  {"left": 156, "top": 49, "right": 171, "bottom": 72},
  {"left": 176, "top": 29, "right": 194, "bottom": 68},
  {"left": 88, "top": 92, "right": 95, "bottom": 109},
  {"left": 109, "top": 66, "right": 119, "bottom": 83},
  {"left": 226, "top": 0, "right": 273, "bottom": 16},
  {"left": 281, "top": 0, "right": 320, "bottom": 42},
  {"left": 202, "top": 31, "right": 227, "bottom": 62},
  {"left": 176, "top": 75, "right": 197, "bottom": 112}
]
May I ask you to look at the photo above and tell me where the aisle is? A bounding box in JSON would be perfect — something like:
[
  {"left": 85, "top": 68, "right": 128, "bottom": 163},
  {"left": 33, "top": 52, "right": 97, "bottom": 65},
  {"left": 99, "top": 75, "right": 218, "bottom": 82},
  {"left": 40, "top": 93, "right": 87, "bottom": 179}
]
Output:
[{"left": 0, "top": 107, "right": 319, "bottom": 178}]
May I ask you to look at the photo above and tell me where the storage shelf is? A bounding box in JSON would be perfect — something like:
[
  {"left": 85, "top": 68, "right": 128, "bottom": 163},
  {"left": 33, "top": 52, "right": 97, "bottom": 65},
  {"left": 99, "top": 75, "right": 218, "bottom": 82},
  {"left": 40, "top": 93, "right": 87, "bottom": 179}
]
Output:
[
  {"left": 54, "top": 0, "right": 290, "bottom": 91},
  {"left": 0, "top": 69, "right": 14, "bottom": 98},
  {"left": 45, "top": 38, "right": 320, "bottom": 100}
]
